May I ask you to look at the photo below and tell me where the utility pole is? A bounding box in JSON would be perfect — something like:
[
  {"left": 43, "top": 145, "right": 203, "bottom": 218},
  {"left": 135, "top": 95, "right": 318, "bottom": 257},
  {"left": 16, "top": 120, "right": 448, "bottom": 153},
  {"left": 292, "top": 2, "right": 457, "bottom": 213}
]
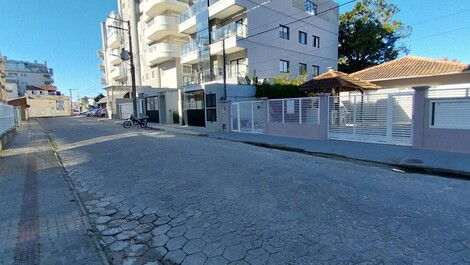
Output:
[
  {"left": 127, "top": 20, "right": 138, "bottom": 118},
  {"left": 222, "top": 38, "right": 227, "bottom": 100},
  {"left": 107, "top": 17, "right": 138, "bottom": 118}
]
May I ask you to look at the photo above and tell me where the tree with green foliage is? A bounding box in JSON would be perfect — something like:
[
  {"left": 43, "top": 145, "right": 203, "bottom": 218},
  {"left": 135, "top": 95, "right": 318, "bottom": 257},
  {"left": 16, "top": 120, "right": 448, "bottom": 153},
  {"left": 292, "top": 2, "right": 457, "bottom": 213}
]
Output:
[
  {"left": 338, "top": 0, "right": 411, "bottom": 73},
  {"left": 255, "top": 74, "right": 308, "bottom": 99}
]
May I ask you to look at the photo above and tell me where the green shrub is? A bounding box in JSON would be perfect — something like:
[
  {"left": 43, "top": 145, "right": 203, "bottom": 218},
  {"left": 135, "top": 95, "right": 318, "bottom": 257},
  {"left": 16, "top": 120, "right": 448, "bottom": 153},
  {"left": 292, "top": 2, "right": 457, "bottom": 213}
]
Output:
[{"left": 254, "top": 74, "right": 307, "bottom": 99}]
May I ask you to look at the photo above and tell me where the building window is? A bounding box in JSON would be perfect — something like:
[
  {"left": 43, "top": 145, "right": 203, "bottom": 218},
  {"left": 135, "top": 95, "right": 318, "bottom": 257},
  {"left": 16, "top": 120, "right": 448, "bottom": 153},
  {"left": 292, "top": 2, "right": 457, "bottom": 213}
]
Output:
[
  {"left": 299, "top": 31, "right": 307, "bottom": 45},
  {"left": 312, "top": 65, "right": 320, "bottom": 76},
  {"left": 313, "top": 35, "right": 320, "bottom": 48},
  {"left": 280, "top": 60, "right": 290, "bottom": 73},
  {"left": 305, "top": 0, "right": 317, "bottom": 15},
  {"left": 299, "top": 63, "right": 307, "bottom": 75},
  {"left": 279, "top": 25, "right": 289, "bottom": 40},
  {"left": 206, "top": 93, "right": 217, "bottom": 122}
]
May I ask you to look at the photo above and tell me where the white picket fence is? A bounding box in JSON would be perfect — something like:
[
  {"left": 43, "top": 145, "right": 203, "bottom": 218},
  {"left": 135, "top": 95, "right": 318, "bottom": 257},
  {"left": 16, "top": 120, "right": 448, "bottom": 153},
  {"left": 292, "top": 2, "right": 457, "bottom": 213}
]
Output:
[{"left": 0, "top": 103, "right": 16, "bottom": 136}]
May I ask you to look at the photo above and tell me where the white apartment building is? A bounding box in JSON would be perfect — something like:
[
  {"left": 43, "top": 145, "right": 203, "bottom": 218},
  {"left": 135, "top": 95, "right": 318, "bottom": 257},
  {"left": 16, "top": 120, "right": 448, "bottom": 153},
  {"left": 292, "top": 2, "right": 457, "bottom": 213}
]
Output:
[
  {"left": 0, "top": 53, "right": 7, "bottom": 102},
  {"left": 99, "top": 0, "right": 338, "bottom": 127},
  {"left": 4, "top": 58, "right": 54, "bottom": 97}
]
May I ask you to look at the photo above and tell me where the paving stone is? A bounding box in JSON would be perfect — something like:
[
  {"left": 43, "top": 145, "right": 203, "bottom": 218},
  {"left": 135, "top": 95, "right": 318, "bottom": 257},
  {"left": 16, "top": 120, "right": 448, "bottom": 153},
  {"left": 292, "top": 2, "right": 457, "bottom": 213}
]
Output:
[
  {"left": 136, "top": 223, "right": 155, "bottom": 234},
  {"left": 154, "top": 216, "right": 172, "bottom": 226},
  {"left": 96, "top": 201, "right": 111, "bottom": 208},
  {"left": 166, "top": 236, "right": 188, "bottom": 251},
  {"left": 127, "top": 212, "right": 144, "bottom": 221},
  {"left": 99, "top": 208, "right": 118, "bottom": 216},
  {"left": 143, "top": 207, "right": 159, "bottom": 215},
  {"left": 135, "top": 233, "right": 153, "bottom": 244},
  {"left": 95, "top": 216, "right": 112, "bottom": 225},
  {"left": 182, "top": 252, "right": 207, "bottom": 265},
  {"left": 223, "top": 245, "right": 247, "bottom": 261},
  {"left": 102, "top": 227, "right": 122, "bottom": 236},
  {"left": 163, "top": 250, "right": 187, "bottom": 265},
  {"left": 108, "top": 219, "right": 126, "bottom": 228},
  {"left": 109, "top": 240, "right": 129, "bottom": 252},
  {"left": 184, "top": 228, "right": 204, "bottom": 240},
  {"left": 154, "top": 247, "right": 168, "bottom": 260},
  {"left": 116, "top": 230, "right": 138, "bottom": 241},
  {"left": 126, "top": 243, "right": 150, "bottom": 257},
  {"left": 183, "top": 238, "right": 206, "bottom": 255},
  {"left": 102, "top": 235, "right": 116, "bottom": 245},
  {"left": 205, "top": 256, "right": 229, "bottom": 265},
  {"left": 152, "top": 235, "right": 170, "bottom": 247},
  {"left": 167, "top": 225, "right": 187, "bottom": 238},
  {"left": 203, "top": 242, "right": 225, "bottom": 257},
  {"left": 140, "top": 214, "right": 158, "bottom": 224},
  {"left": 121, "top": 221, "right": 140, "bottom": 231},
  {"left": 152, "top": 224, "right": 171, "bottom": 235},
  {"left": 89, "top": 207, "right": 105, "bottom": 214}
]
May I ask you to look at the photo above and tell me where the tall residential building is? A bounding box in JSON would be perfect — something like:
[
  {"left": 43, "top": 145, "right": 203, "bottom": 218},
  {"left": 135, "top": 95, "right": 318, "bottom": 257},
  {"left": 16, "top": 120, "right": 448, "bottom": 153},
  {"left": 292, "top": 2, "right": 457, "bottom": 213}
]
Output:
[
  {"left": 100, "top": 0, "right": 338, "bottom": 127},
  {"left": 0, "top": 52, "right": 7, "bottom": 102},
  {"left": 4, "top": 58, "right": 54, "bottom": 97}
]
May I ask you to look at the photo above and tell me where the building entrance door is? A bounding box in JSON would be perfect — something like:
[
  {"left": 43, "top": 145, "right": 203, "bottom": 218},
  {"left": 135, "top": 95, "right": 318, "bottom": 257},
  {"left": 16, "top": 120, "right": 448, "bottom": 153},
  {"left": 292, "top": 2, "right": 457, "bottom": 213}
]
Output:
[
  {"left": 183, "top": 90, "right": 205, "bottom": 127},
  {"left": 145, "top": 96, "right": 160, "bottom": 123}
]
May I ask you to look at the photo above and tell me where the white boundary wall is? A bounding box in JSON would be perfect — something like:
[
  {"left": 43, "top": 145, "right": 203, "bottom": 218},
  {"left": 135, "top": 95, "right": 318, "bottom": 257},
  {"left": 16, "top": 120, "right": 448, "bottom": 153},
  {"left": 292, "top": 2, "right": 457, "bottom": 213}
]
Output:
[{"left": 0, "top": 103, "right": 15, "bottom": 136}]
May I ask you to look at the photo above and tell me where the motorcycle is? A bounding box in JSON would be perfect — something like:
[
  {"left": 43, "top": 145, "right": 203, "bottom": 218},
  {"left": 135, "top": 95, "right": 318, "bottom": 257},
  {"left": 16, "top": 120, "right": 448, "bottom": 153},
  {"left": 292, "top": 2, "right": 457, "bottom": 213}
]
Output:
[{"left": 123, "top": 115, "right": 148, "bottom": 128}]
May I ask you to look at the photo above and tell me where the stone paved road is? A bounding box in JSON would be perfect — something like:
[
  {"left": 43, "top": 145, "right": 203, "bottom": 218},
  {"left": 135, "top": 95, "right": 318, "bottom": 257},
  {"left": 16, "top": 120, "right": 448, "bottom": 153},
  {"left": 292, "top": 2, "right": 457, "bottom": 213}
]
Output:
[
  {"left": 0, "top": 120, "right": 103, "bottom": 265},
  {"left": 39, "top": 116, "right": 470, "bottom": 265}
]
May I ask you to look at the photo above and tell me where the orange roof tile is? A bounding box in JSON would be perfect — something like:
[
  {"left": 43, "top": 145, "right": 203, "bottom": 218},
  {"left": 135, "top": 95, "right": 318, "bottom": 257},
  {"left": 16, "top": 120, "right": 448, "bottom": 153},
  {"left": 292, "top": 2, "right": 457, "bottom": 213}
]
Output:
[
  {"left": 300, "top": 69, "right": 380, "bottom": 94},
  {"left": 351, "top": 56, "right": 470, "bottom": 81}
]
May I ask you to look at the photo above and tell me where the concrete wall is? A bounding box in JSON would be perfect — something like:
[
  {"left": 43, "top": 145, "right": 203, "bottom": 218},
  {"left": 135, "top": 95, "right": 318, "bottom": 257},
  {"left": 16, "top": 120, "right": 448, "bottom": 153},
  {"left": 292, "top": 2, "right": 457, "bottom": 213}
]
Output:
[
  {"left": 27, "top": 95, "right": 71, "bottom": 118},
  {"left": 413, "top": 86, "right": 470, "bottom": 153}
]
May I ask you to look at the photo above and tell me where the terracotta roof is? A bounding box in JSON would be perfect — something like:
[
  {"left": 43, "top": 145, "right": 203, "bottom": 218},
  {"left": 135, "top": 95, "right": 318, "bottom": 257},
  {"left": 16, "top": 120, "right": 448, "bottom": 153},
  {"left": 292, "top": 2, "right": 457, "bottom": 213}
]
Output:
[
  {"left": 351, "top": 56, "right": 470, "bottom": 81},
  {"left": 27, "top": 85, "right": 57, "bottom": 91},
  {"left": 300, "top": 69, "right": 381, "bottom": 94}
]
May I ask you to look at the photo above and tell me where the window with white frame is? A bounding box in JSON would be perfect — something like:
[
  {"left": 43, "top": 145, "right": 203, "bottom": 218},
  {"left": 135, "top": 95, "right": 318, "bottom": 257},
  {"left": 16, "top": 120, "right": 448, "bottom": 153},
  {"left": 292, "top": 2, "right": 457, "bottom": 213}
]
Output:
[
  {"left": 280, "top": 60, "right": 290, "bottom": 73},
  {"left": 430, "top": 99, "right": 470, "bottom": 129},
  {"left": 305, "top": 0, "right": 317, "bottom": 15}
]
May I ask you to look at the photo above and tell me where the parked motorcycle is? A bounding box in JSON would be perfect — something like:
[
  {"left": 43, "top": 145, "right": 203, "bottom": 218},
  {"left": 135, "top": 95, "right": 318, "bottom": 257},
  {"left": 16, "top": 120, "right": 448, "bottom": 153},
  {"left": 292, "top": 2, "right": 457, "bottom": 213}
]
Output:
[{"left": 123, "top": 115, "right": 148, "bottom": 128}]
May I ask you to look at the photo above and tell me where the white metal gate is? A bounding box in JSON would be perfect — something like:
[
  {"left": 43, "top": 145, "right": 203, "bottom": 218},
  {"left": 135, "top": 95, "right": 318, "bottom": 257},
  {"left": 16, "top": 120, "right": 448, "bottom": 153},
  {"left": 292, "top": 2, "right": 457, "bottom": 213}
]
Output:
[
  {"left": 329, "top": 92, "right": 414, "bottom": 146},
  {"left": 231, "top": 101, "right": 266, "bottom": 133},
  {"left": 119, "top": 102, "right": 133, "bottom": 119}
]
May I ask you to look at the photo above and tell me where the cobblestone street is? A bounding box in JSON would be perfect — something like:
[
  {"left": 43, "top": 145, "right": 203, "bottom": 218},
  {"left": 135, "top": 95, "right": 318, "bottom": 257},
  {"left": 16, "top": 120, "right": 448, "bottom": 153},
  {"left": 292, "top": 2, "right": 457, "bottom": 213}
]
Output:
[{"left": 36, "top": 117, "right": 470, "bottom": 264}]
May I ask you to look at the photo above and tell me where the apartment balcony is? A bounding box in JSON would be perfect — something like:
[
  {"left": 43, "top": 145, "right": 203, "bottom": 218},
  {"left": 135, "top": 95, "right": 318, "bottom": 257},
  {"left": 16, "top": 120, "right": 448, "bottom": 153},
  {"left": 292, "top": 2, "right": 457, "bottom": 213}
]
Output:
[
  {"left": 208, "top": 0, "right": 245, "bottom": 20},
  {"left": 97, "top": 50, "right": 104, "bottom": 60},
  {"left": 144, "top": 0, "right": 189, "bottom": 19},
  {"left": 178, "top": 0, "right": 205, "bottom": 34},
  {"left": 147, "top": 42, "right": 181, "bottom": 65},
  {"left": 109, "top": 66, "right": 126, "bottom": 80},
  {"left": 101, "top": 77, "right": 107, "bottom": 85},
  {"left": 107, "top": 31, "right": 121, "bottom": 49},
  {"left": 108, "top": 50, "right": 122, "bottom": 65},
  {"left": 209, "top": 22, "right": 247, "bottom": 55},
  {"left": 146, "top": 16, "right": 181, "bottom": 44},
  {"left": 180, "top": 41, "right": 201, "bottom": 64},
  {"left": 99, "top": 64, "right": 105, "bottom": 72}
]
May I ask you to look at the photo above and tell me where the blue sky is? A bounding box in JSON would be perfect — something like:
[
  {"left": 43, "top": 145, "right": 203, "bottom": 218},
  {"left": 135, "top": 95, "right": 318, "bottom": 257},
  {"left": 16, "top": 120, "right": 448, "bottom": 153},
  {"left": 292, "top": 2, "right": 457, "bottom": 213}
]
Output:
[{"left": 0, "top": 0, "right": 469, "bottom": 98}]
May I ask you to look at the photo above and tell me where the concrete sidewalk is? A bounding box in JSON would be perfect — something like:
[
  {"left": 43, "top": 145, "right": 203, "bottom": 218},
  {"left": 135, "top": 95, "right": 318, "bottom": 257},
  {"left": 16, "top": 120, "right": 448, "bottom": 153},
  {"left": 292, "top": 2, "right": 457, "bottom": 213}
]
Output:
[
  {"left": 144, "top": 123, "right": 470, "bottom": 176},
  {"left": 0, "top": 121, "right": 103, "bottom": 265}
]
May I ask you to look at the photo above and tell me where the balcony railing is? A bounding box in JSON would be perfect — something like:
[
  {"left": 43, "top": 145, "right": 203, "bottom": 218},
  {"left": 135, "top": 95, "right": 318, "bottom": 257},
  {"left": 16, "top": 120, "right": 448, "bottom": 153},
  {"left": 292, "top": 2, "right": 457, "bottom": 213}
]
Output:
[
  {"left": 181, "top": 41, "right": 200, "bottom": 56},
  {"left": 211, "top": 22, "right": 247, "bottom": 43},
  {"left": 208, "top": 0, "right": 220, "bottom": 5},
  {"left": 180, "top": 0, "right": 206, "bottom": 22},
  {"left": 182, "top": 63, "right": 247, "bottom": 87}
]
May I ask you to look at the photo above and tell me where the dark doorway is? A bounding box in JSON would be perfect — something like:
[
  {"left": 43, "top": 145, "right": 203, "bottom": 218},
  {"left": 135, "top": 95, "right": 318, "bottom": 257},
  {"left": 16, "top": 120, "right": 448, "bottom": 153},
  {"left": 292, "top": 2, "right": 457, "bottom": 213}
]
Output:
[
  {"left": 183, "top": 90, "right": 205, "bottom": 127},
  {"left": 145, "top": 96, "right": 160, "bottom": 123}
]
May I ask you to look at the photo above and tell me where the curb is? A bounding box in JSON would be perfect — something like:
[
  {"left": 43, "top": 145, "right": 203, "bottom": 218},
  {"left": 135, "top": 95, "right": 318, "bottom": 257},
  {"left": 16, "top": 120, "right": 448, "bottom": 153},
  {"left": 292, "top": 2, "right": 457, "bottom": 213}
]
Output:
[
  {"left": 237, "top": 140, "right": 470, "bottom": 179},
  {"left": 45, "top": 134, "right": 111, "bottom": 265}
]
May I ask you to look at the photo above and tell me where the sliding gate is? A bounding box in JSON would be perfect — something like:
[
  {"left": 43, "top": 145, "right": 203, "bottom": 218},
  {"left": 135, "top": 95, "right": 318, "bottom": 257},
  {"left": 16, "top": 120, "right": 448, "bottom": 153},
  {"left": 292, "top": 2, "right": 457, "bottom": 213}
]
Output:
[
  {"left": 328, "top": 92, "right": 414, "bottom": 146},
  {"left": 231, "top": 101, "right": 266, "bottom": 133}
]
